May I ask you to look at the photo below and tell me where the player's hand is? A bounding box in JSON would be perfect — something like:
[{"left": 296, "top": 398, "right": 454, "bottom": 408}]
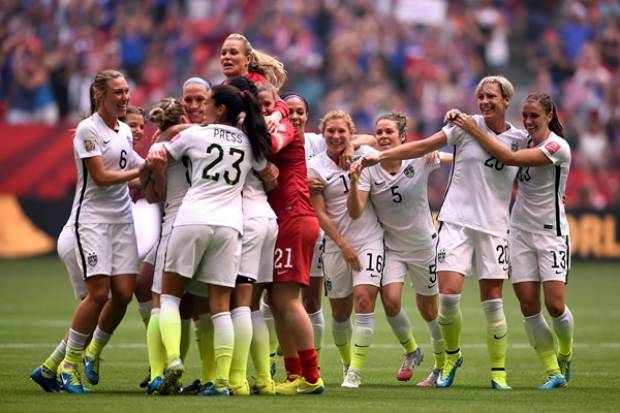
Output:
[
  {"left": 425, "top": 150, "right": 440, "bottom": 165},
  {"left": 444, "top": 109, "right": 463, "bottom": 124},
  {"left": 146, "top": 148, "right": 168, "bottom": 173},
  {"left": 265, "top": 113, "right": 281, "bottom": 134},
  {"left": 349, "top": 160, "right": 363, "bottom": 183},
  {"left": 339, "top": 240, "right": 361, "bottom": 272},
  {"left": 259, "top": 162, "right": 279, "bottom": 192},
  {"left": 308, "top": 175, "right": 325, "bottom": 194},
  {"left": 360, "top": 154, "right": 380, "bottom": 168},
  {"left": 339, "top": 143, "right": 354, "bottom": 170},
  {"left": 452, "top": 113, "right": 477, "bottom": 134}
]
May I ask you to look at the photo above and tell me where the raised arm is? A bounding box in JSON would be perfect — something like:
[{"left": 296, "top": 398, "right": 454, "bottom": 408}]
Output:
[
  {"left": 347, "top": 163, "right": 369, "bottom": 220},
  {"left": 452, "top": 114, "right": 551, "bottom": 167}
]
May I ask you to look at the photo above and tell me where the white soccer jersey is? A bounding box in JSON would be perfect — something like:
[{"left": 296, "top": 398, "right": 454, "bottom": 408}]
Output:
[
  {"left": 510, "top": 132, "right": 571, "bottom": 236},
  {"left": 68, "top": 113, "right": 143, "bottom": 225},
  {"left": 304, "top": 132, "right": 326, "bottom": 161},
  {"left": 242, "top": 171, "right": 277, "bottom": 220},
  {"left": 165, "top": 124, "right": 266, "bottom": 234},
  {"left": 438, "top": 114, "right": 528, "bottom": 237},
  {"left": 359, "top": 156, "right": 440, "bottom": 252},
  {"left": 307, "top": 146, "right": 383, "bottom": 253},
  {"left": 149, "top": 142, "right": 190, "bottom": 231}
]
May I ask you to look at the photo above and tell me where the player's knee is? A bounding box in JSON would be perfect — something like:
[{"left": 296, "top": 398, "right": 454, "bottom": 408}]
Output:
[
  {"left": 88, "top": 288, "right": 110, "bottom": 307},
  {"left": 382, "top": 299, "right": 400, "bottom": 317},
  {"left": 544, "top": 300, "right": 565, "bottom": 318},
  {"left": 112, "top": 290, "right": 134, "bottom": 307},
  {"left": 303, "top": 297, "right": 321, "bottom": 314}
]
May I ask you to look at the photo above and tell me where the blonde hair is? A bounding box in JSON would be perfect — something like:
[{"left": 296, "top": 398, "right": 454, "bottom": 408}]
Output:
[
  {"left": 148, "top": 97, "right": 184, "bottom": 132},
  {"left": 89, "top": 69, "right": 125, "bottom": 114},
  {"left": 225, "top": 33, "right": 287, "bottom": 90},
  {"left": 475, "top": 75, "right": 515, "bottom": 100},
  {"left": 319, "top": 110, "right": 356, "bottom": 134}
]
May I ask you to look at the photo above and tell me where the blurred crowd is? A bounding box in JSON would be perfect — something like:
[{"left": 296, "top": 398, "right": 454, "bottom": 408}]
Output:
[{"left": 1, "top": 0, "right": 619, "bottom": 209}]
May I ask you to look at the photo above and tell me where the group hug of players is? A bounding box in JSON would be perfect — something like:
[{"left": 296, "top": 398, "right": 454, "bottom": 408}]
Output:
[{"left": 30, "top": 33, "right": 574, "bottom": 396}]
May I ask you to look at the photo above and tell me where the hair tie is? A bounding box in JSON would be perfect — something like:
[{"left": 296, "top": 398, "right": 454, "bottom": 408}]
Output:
[{"left": 241, "top": 90, "right": 249, "bottom": 97}]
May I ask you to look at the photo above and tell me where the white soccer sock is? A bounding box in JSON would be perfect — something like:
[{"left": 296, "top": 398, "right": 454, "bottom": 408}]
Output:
[
  {"left": 308, "top": 309, "right": 325, "bottom": 352},
  {"left": 259, "top": 300, "right": 277, "bottom": 356},
  {"left": 386, "top": 309, "right": 417, "bottom": 352},
  {"left": 524, "top": 312, "right": 555, "bottom": 352},
  {"left": 551, "top": 306, "right": 574, "bottom": 357}
]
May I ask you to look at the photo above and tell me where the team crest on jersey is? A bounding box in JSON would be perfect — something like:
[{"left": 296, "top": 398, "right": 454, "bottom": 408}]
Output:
[
  {"left": 404, "top": 165, "right": 415, "bottom": 178},
  {"left": 83, "top": 139, "right": 95, "bottom": 152},
  {"left": 437, "top": 248, "right": 447, "bottom": 263},
  {"left": 87, "top": 252, "right": 98, "bottom": 267},
  {"left": 511, "top": 141, "right": 519, "bottom": 152}
]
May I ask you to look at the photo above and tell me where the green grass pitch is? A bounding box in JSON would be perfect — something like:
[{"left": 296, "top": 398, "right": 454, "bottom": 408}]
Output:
[{"left": 1, "top": 257, "right": 619, "bottom": 412}]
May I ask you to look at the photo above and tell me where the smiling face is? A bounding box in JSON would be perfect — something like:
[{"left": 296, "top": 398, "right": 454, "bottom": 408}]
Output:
[
  {"left": 375, "top": 119, "right": 403, "bottom": 151},
  {"left": 99, "top": 76, "right": 130, "bottom": 119},
  {"left": 125, "top": 112, "right": 145, "bottom": 142},
  {"left": 477, "top": 82, "right": 509, "bottom": 123},
  {"left": 286, "top": 97, "right": 308, "bottom": 132},
  {"left": 258, "top": 89, "right": 276, "bottom": 116},
  {"left": 220, "top": 39, "right": 251, "bottom": 78},
  {"left": 522, "top": 101, "right": 552, "bottom": 141},
  {"left": 323, "top": 117, "right": 352, "bottom": 157},
  {"left": 182, "top": 83, "right": 210, "bottom": 124}
]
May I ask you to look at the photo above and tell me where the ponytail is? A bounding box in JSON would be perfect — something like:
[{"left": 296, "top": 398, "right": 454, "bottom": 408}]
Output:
[
  {"left": 210, "top": 83, "right": 271, "bottom": 162},
  {"left": 240, "top": 91, "right": 271, "bottom": 162}
]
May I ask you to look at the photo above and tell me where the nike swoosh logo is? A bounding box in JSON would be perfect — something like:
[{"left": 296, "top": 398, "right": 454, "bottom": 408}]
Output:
[
  {"left": 326, "top": 174, "right": 336, "bottom": 181},
  {"left": 427, "top": 283, "right": 437, "bottom": 289},
  {"left": 103, "top": 140, "right": 111, "bottom": 144},
  {"left": 276, "top": 270, "right": 288, "bottom": 276},
  {"left": 493, "top": 333, "right": 507, "bottom": 340},
  {"left": 374, "top": 181, "right": 385, "bottom": 185},
  {"left": 370, "top": 274, "right": 380, "bottom": 278},
  {"left": 555, "top": 270, "right": 563, "bottom": 275}
]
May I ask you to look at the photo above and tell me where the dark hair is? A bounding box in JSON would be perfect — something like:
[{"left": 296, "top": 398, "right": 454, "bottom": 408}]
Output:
[
  {"left": 524, "top": 93, "right": 564, "bottom": 137},
  {"left": 282, "top": 92, "right": 309, "bottom": 114},
  {"left": 225, "top": 76, "right": 258, "bottom": 97},
  {"left": 89, "top": 69, "right": 125, "bottom": 115},
  {"left": 148, "top": 98, "right": 183, "bottom": 131},
  {"left": 375, "top": 112, "right": 407, "bottom": 140},
  {"left": 211, "top": 84, "right": 271, "bottom": 162}
]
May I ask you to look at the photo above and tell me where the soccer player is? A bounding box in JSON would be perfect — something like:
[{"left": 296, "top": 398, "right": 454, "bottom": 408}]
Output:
[
  {"left": 31, "top": 69, "right": 144, "bottom": 393},
  {"left": 448, "top": 93, "right": 573, "bottom": 389},
  {"left": 121, "top": 105, "right": 162, "bottom": 388},
  {"left": 138, "top": 97, "right": 191, "bottom": 394},
  {"left": 308, "top": 110, "right": 383, "bottom": 389},
  {"left": 219, "top": 33, "right": 288, "bottom": 132},
  {"left": 348, "top": 112, "right": 451, "bottom": 386},
  {"left": 361, "top": 76, "right": 528, "bottom": 389},
  {"left": 219, "top": 76, "right": 279, "bottom": 396},
  {"left": 282, "top": 93, "right": 379, "bottom": 367},
  {"left": 254, "top": 82, "right": 324, "bottom": 395},
  {"left": 156, "top": 84, "right": 272, "bottom": 396}
]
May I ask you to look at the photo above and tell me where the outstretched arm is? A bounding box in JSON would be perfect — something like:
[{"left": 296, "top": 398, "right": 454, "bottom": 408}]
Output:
[{"left": 360, "top": 131, "right": 447, "bottom": 167}]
